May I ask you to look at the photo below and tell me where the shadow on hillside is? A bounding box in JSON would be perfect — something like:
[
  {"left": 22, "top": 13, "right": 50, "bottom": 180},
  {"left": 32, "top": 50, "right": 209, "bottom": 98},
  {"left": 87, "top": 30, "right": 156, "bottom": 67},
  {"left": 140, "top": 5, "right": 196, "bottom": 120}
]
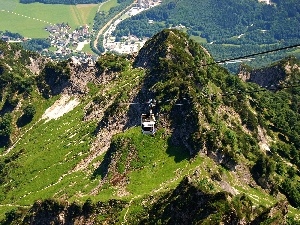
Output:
[
  {"left": 91, "top": 137, "right": 118, "bottom": 179},
  {"left": 166, "top": 100, "right": 199, "bottom": 159},
  {"left": 139, "top": 177, "right": 228, "bottom": 224},
  {"left": 121, "top": 75, "right": 156, "bottom": 131},
  {"left": 16, "top": 115, "right": 33, "bottom": 127},
  {"left": 166, "top": 140, "right": 191, "bottom": 163},
  {"left": 0, "top": 136, "right": 9, "bottom": 148},
  {"left": 91, "top": 144, "right": 114, "bottom": 180},
  {"left": 91, "top": 160, "right": 107, "bottom": 180},
  {"left": 0, "top": 99, "right": 17, "bottom": 116},
  {"left": 122, "top": 79, "right": 194, "bottom": 163}
]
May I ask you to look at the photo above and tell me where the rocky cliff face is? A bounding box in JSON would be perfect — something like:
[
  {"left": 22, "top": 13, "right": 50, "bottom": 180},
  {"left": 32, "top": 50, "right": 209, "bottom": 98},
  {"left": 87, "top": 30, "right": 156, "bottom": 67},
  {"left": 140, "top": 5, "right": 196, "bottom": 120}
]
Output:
[
  {"left": 238, "top": 64, "right": 286, "bottom": 88},
  {"left": 238, "top": 57, "right": 300, "bottom": 89}
]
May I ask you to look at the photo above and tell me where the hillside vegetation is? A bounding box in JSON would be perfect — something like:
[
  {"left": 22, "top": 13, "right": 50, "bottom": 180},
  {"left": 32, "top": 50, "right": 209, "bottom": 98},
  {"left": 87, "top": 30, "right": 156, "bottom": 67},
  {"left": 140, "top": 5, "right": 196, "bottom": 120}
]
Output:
[
  {"left": 113, "top": 0, "right": 300, "bottom": 71},
  {"left": 0, "top": 29, "right": 300, "bottom": 224},
  {"left": 115, "top": 0, "right": 300, "bottom": 45}
]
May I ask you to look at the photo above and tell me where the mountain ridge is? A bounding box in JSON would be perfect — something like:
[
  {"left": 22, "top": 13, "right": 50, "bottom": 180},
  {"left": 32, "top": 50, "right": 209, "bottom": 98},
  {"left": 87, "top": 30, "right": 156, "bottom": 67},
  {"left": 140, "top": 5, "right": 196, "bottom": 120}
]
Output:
[{"left": 0, "top": 29, "right": 300, "bottom": 224}]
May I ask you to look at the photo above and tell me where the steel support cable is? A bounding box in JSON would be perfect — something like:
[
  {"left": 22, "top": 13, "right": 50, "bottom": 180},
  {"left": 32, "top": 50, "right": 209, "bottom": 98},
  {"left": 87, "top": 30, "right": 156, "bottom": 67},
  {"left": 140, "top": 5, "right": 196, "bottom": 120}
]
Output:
[{"left": 202, "top": 44, "right": 300, "bottom": 66}]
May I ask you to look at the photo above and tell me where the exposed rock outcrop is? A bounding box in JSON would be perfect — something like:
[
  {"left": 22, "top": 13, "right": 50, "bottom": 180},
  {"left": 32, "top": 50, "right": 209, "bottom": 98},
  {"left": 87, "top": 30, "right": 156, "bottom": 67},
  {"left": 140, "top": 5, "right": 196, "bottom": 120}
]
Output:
[
  {"left": 238, "top": 57, "right": 300, "bottom": 89},
  {"left": 238, "top": 64, "right": 286, "bottom": 89}
]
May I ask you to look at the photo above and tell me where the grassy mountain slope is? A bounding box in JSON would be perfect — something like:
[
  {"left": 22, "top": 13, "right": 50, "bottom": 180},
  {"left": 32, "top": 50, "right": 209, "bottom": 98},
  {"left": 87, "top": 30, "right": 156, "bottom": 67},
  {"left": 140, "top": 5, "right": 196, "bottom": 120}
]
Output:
[{"left": 0, "top": 29, "right": 300, "bottom": 224}]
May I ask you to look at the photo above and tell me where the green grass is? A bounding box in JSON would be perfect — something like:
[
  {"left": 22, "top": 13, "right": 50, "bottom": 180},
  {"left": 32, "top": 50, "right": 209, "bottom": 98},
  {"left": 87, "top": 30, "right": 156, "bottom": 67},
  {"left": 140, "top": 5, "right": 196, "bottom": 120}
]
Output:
[
  {"left": 0, "top": 10, "right": 49, "bottom": 38},
  {"left": 82, "top": 42, "right": 94, "bottom": 54},
  {"left": 70, "top": 3, "right": 98, "bottom": 27},
  {"left": 93, "top": 127, "right": 214, "bottom": 200},
  {"left": 0, "top": 0, "right": 98, "bottom": 38},
  {"left": 0, "top": 66, "right": 147, "bottom": 217},
  {"left": 119, "top": 13, "right": 130, "bottom": 20},
  {"left": 288, "top": 206, "right": 300, "bottom": 219},
  {"left": 99, "top": 0, "right": 119, "bottom": 12},
  {"left": 234, "top": 185, "right": 276, "bottom": 208},
  {"left": 48, "top": 46, "right": 57, "bottom": 51},
  {"left": 0, "top": 0, "right": 17, "bottom": 11},
  {"left": 190, "top": 35, "right": 207, "bottom": 43},
  {"left": 290, "top": 49, "right": 300, "bottom": 54},
  {"left": 0, "top": 96, "right": 98, "bottom": 206},
  {"left": 126, "top": 136, "right": 190, "bottom": 195}
]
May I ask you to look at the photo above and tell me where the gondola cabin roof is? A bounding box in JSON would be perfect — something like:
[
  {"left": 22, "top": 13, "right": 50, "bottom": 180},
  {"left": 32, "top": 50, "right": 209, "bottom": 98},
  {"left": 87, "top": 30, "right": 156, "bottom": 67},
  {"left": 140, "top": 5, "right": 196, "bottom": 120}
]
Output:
[{"left": 141, "top": 113, "right": 156, "bottom": 135}]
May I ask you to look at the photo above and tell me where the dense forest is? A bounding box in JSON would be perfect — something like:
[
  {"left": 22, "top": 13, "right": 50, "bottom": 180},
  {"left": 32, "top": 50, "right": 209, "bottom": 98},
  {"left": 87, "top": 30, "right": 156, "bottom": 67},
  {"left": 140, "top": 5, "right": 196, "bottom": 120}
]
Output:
[
  {"left": 114, "top": 0, "right": 300, "bottom": 44},
  {"left": 112, "top": 0, "right": 300, "bottom": 72},
  {"left": 21, "top": 39, "right": 51, "bottom": 52},
  {"left": 0, "top": 30, "right": 51, "bottom": 54},
  {"left": 19, "top": 0, "right": 104, "bottom": 4}
]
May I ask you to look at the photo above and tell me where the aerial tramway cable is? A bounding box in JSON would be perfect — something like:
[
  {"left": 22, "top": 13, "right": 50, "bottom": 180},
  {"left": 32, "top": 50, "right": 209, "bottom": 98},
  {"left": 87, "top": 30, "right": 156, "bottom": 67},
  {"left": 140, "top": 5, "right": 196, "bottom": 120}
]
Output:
[
  {"left": 197, "top": 43, "right": 300, "bottom": 99},
  {"left": 202, "top": 43, "right": 300, "bottom": 66},
  {"left": 121, "top": 44, "right": 300, "bottom": 105}
]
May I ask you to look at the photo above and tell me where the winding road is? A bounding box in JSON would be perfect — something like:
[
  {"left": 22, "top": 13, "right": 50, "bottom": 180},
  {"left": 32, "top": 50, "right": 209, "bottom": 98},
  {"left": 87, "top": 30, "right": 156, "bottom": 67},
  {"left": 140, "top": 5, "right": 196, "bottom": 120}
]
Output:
[{"left": 93, "top": 0, "right": 137, "bottom": 53}]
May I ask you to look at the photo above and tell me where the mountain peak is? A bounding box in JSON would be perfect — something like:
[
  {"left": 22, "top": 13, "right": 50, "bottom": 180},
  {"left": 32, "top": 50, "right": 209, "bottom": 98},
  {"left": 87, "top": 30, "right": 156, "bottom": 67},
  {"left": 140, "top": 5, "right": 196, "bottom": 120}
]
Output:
[
  {"left": 134, "top": 29, "right": 212, "bottom": 74},
  {"left": 1, "top": 30, "right": 300, "bottom": 224}
]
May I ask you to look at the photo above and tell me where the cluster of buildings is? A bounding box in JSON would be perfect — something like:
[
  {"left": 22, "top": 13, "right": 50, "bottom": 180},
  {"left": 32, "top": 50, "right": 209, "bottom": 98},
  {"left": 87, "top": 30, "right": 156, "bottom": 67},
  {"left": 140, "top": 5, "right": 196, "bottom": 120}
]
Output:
[
  {"left": 137, "top": 0, "right": 161, "bottom": 8},
  {"left": 45, "top": 23, "right": 91, "bottom": 54},
  {"left": 102, "top": 0, "right": 162, "bottom": 54},
  {"left": 2, "top": 0, "right": 163, "bottom": 61},
  {"left": 258, "top": 0, "right": 272, "bottom": 4},
  {"left": 43, "top": 23, "right": 97, "bottom": 63},
  {"left": 1, "top": 23, "right": 96, "bottom": 63}
]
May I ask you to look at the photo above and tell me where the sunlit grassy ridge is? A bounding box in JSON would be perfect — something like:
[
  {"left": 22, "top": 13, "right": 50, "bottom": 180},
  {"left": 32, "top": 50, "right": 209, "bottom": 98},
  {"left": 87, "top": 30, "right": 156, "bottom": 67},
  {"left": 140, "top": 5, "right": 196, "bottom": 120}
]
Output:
[
  {"left": 1, "top": 29, "right": 300, "bottom": 223},
  {"left": 0, "top": 100, "right": 97, "bottom": 204},
  {"left": 93, "top": 128, "right": 191, "bottom": 196},
  {"left": 0, "top": 53, "right": 150, "bottom": 219}
]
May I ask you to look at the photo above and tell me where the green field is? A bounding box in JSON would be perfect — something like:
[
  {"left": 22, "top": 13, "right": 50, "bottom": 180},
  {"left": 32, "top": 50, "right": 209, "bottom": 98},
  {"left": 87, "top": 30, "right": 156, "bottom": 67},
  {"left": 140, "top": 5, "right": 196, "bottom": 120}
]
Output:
[
  {"left": 82, "top": 42, "right": 94, "bottom": 54},
  {"left": 190, "top": 35, "right": 207, "bottom": 43},
  {"left": 99, "top": 0, "right": 119, "bottom": 12},
  {"left": 0, "top": 0, "right": 98, "bottom": 38}
]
